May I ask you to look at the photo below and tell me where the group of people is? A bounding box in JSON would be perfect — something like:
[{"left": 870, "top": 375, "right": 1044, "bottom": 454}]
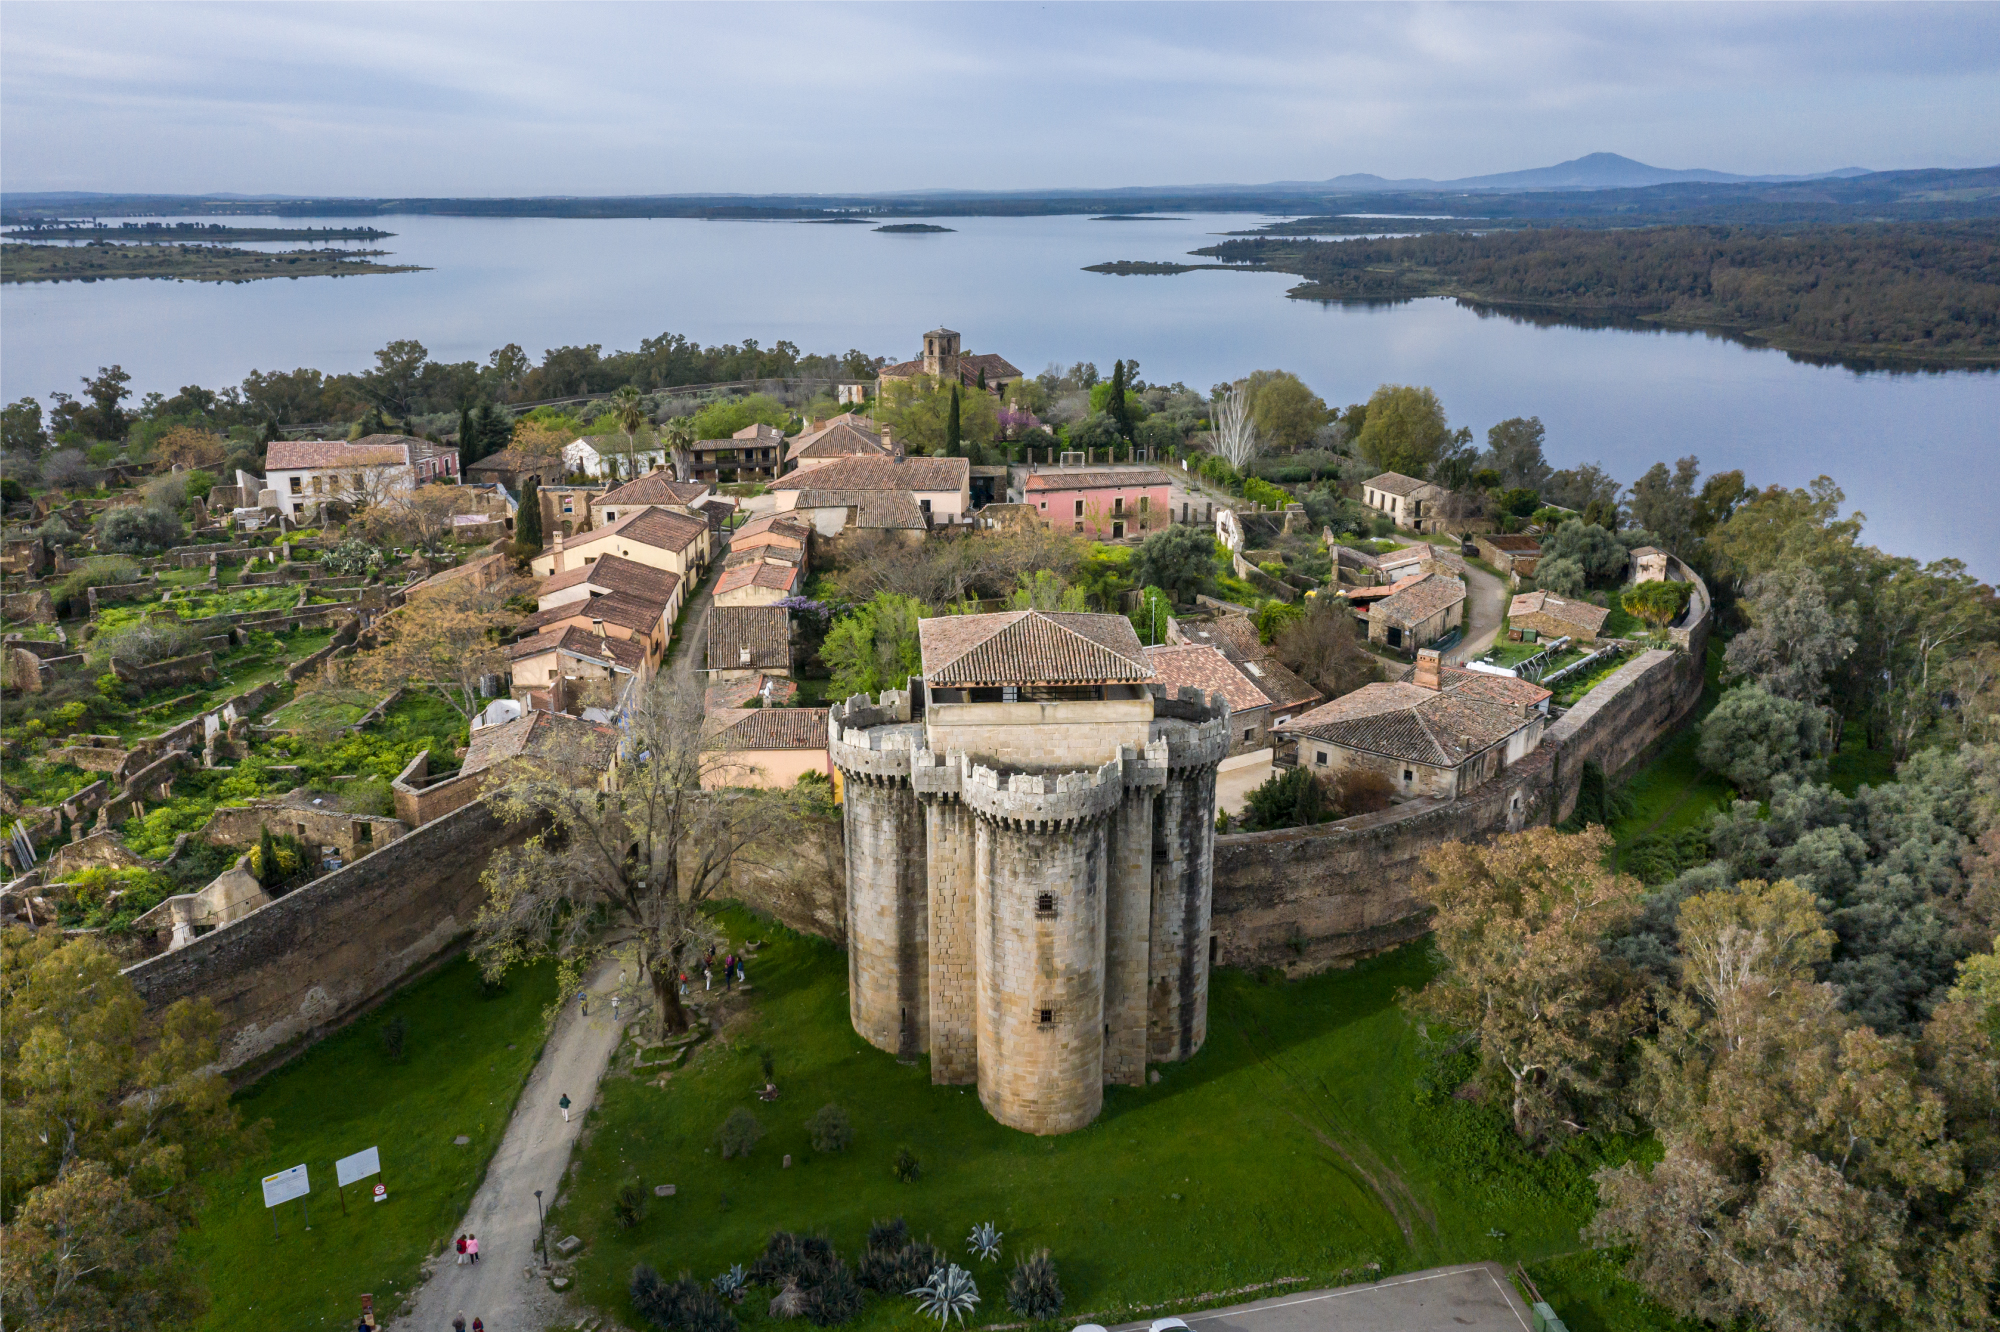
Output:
[
  {"left": 700, "top": 948, "right": 747, "bottom": 993},
  {"left": 449, "top": 1315, "right": 485, "bottom": 1332},
  {"left": 454, "top": 1234, "right": 481, "bottom": 1264}
]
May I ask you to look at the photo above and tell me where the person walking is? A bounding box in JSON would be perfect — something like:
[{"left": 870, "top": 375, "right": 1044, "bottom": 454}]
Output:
[
  {"left": 578, "top": 989, "right": 588, "bottom": 1018},
  {"left": 559, "top": 1092, "right": 572, "bottom": 1123},
  {"left": 703, "top": 965, "right": 712, "bottom": 991},
  {"left": 611, "top": 994, "right": 620, "bottom": 1021},
  {"left": 453, "top": 1315, "right": 467, "bottom": 1332},
  {"left": 725, "top": 955, "right": 736, "bottom": 991},
  {"left": 455, "top": 1235, "right": 467, "bottom": 1265},
  {"left": 467, "top": 1234, "right": 480, "bottom": 1264},
  {"left": 472, "top": 1321, "right": 484, "bottom": 1332}
]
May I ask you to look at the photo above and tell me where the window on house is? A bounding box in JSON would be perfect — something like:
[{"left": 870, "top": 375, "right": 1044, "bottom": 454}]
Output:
[
  {"left": 1316, "top": 750, "right": 1329, "bottom": 766},
  {"left": 920, "top": 498, "right": 931, "bottom": 513},
  {"left": 289, "top": 476, "right": 303, "bottom": 493},
  {"left": 1035, "top": 892, "right": 1056, "bottom": 916},
  {"left": 1138, "top": 496, "right": 1149, "bottom": 513},
  {"left": 1403, "top": 768, "right": 1414, "bottom": 782},
  {"left": 1038, "top": 1007, "right": 1054, "bottom": 1026},
  {"left": 1113, "top": 496, "right": 1124, "bottom": 514},
  {"left": 1074, "top": 499, "right": 1084, "bottom": 517},
  {"left": 1243, "top": 728, "right": 1254, "bottom": 742},
  {"left": 1074, "top": 522, "right": 1084, "bottom": 533}
]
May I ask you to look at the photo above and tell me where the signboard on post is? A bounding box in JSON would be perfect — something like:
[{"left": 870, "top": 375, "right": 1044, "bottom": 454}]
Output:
[
  {"left": 335, "top": 1147, "right": 381, "bottom": 1188},
  {"left": 261, "top": 1164, "right": 310, "bottom": 1209}
]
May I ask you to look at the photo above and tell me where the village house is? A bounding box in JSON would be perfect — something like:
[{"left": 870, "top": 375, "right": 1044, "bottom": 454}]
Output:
[
  {"left": 1144, "top": 642, "right": 1279, "bottom": 814},
  {"left": 265, "top": 437, "right": 459, "bottom": 520},
  {"left": 876, "top": 327, "right": 1022, "bottom": 394},
  {"left": 1278, "top": 649, "right": 1551, "bottom": 801},
  {"left": 701, "top": 707, "right": 832, "bottom": 790},
  {"left": 1628, "top": 545, "right": 1673, "bottom": 583},
  {"left": 767, "top": 454, "right": 970, "bottom": 534},
  {"left": 1475, "top": 533, "right": 1543, "bottom": 578},
  {"left": 504, "top": 623, "right": 650, "bottom": 697},
  {"left": 465, "top": 445, "right": 561, "bottom": 492},
  {"left": 529, "top": 507, "right": 712, "bottom": 582},
  {"left": 515, "top": 587, "right": 672, "bottom": 664},
  {"left": 1361, "top": 471, "right": 1448, "bottom": 534},
  {"left": 463, "top": 708, "right": 620, "bottom": 787},
  {"left": 1377, "top": 540, "right": 1467, "bottom": 582},
  {"left": 785, "top": 414, "right": 892, "bottom": 474},
  {"left": 535, "top": 553, "right": 684, "bottom": 623},
  {"left": 1364, "top": 572, "right": 1466, "bottom": 651},
  {"left": 1163, "top": 609, "right": 1323, "bottom": 725},
  {"left": 705, "top": 605, "right": 794, "bottom": 681},
  {"left": 563, "top": 433, "right": 669, "bottom": 480},
  {"left": 729, "top": 512, "right": 814, "bottom": 563},
  {"left": 1508, "top": 589, "right": 1612, "bottom": 645},
  {"left": 1022, "top": 466, "right": 1172, "bottom": 539},
  {"left": 589, "top": 473, "right": 714, "bottom": 528},
  {"left": 688, "top": 423, "right": 784, "bottom": 484},
  {"left": 713, "top": 558, "right": 804, "bottom": 607}
]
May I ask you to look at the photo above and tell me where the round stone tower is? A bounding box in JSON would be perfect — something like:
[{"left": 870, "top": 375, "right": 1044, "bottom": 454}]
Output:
[{"left": 829, "top": 610, "right": 1228, "bottom": 1135}]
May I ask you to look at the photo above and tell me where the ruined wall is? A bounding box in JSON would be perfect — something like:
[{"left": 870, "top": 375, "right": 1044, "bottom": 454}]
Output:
[{"left": 123, "top": 799, "right": 536, "bottom": 1075}]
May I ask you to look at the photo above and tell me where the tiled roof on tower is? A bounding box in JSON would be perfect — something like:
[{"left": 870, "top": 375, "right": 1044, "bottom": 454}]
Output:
[{"left": 918, "top": 610, "right": 1154, "bottom": 687}]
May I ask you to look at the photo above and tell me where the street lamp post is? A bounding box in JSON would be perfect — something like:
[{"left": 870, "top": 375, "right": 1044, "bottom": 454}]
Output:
[{"left": 533, "top": 1189, "right": 545, "bottom": 1264}]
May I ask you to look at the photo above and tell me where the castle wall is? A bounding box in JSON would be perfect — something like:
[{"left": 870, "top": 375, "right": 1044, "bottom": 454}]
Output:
[
  {"left": 927, "top": 697, "right": 1154, "bottom": 771},
  {"left": 975, "top": 813, "right": 1107, "bottom": 1135},
  {"left": 843, "top": 774, "right": 927, "bottom": 1056},
  {"left": 925, "top": 798, "right": 976, "bottom": 1080},
  {"left": 122, "top": 799, "right": 536, "bottom": 1075},
  {"left": 1102, "top": 786, "right": 1154, "bottom": 1085},
  {"left": 1148, "top": 766, "right": 1215, "bottom": 1061}
]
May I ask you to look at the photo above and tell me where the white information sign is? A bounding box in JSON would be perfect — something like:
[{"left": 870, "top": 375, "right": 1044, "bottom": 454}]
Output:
[
  {"left": 335, "top": 1146, "right": 381, "bottom": 1188},
  {"left": 261, "top": 1163, "right": 310, "bottom": 1208}
]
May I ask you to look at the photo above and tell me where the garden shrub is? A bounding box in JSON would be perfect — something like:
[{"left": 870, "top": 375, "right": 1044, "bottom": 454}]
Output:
[
  {"left": 615, "top": 1177, "right": 648, "bottom": 1229},
  {"left": 716, "top": 1107, "right": 764, "bottom": 1160},
  {"left": 807, "top": 1103, "right": 853, "bottom": 1153},
  {"left": 94, "top": 504, "right": 184, "bottom": 554},
  {"left": 1241, "top": 766, "right": 1328, "bottom": 831},
  {"left": 892, "top": 1146, "right": 922, "bottom": 1182},
  {"left": 633, "top": 1265, "right": 740, "bottom": 1332},
  {"left": 804, "top": 1264, "right": 864, "bottom": 1326},
  {"left": 859, "top": 1236, "right": 940, "bottom": 1294},
  {"left": 89, "top": 617, "right": 204, "bottom": 668},
  {"left": 1332, "top": 768, "right": 1396, "bottom": 817},
  {"left": 1242, "top": 476, "right": 1291, "bottom": 511},
  {"left": 1005, "top": 1250, "right": 1064, "bottom": 1319},
  {"left": 866, "top": 1217, "right": 909, "bottom": 1252}
]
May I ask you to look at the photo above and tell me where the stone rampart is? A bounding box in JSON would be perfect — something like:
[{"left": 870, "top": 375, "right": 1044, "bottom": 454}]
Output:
[{"left": 123, "top": 798, "right": 537, "bottom": 1075}]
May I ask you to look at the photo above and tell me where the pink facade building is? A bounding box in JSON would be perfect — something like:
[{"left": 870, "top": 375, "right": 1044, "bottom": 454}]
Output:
[{"left": 1022, "top": 466, "right": 1172, "bottom": 539}]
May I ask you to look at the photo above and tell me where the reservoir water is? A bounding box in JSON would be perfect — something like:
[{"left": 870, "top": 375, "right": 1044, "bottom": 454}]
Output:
[{"left": 4, "top": 212, "right": 1995, "bottom": 574}]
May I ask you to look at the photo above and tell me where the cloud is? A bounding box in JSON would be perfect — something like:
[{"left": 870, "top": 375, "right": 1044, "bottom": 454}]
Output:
[{"left": 2, "top": 1, "right": 1996, "bottom": 194}]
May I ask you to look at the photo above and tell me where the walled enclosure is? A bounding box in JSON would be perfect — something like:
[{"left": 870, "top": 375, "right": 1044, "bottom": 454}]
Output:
[
  {"left": 831, "top": 681, "right": 1228, "bottom": 1136},
  {"left": 123, "top": 799, "right": 537, "bottom": 1075}
]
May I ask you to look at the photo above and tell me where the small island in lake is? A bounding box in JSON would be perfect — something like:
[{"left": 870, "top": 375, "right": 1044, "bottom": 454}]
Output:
[
  {"left": 874, "top": 223, "right": 955, "bottom": 233},
  {"left": 2, "top": 221, "right": 394, "bottom": 242},
  {"left": 1090, "top": 214, "right": 1186, "bottom": 221},
  {"left": 1, "top": 241, "right": 426, "bottom": 284},
  {"left": 1083, "top": 258, "right": 1257, "bottom": 275}
]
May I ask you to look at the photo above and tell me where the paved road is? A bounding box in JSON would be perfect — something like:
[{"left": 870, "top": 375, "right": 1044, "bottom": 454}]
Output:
[
  {"left": 393, "top": 958, "right": 628, "bottom": 1332},
  {"left": 1458, "top": 560, "right": 1509, "bottom": 662},
  {"left": 1110, "top": 1263, "right": 1534, "bottom": 1332}
]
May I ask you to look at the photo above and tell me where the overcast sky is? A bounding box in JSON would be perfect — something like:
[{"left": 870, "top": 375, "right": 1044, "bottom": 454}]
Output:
[{"left": 3, "top": 2, "right": 1995, "bottom": 197}]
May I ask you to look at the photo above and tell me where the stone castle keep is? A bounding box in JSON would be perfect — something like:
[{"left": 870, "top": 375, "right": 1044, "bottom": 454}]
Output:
[{"left": 829, "top": 609, "right": 1230, "bottom": 1135}]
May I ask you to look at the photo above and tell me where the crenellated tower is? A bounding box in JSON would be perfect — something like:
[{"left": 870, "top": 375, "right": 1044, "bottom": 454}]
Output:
[{"left": 829, "top": 610, "right": 1228, "bottom": 1135}]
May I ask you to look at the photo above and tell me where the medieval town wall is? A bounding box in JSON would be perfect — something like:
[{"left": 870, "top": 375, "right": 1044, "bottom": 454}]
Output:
[{"left": 122, "top": 799, "right": 536, "bottom": 1076}]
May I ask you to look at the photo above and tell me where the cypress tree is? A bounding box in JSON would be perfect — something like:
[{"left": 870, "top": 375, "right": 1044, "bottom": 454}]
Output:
[
  {"left": 1107, "top": 360, "right": 1134, "bottom": 443},
  {"left": 945, "top": 385, "right": 962, "bottom": 456},
  {"left": 517, "top": 475, "right": 543, "bottom": 554},
  {"left": 457, "top": 405, "right": 475, "bottom": 464},
  {"left": 479, "top": 403, "right": 511, "bottom": 460},
  {"left": 257, "top": 826, "right": 279, "bottom": 887}
]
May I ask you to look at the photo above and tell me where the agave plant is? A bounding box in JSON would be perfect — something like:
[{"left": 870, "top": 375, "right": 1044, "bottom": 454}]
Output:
[
  {"left": 910, "top": 1263, "right": 980, "bottom": 1328},
  {"left": 966, "top": 1221, "right": 1002, "bottom": 1262},
  {"left": 713, "top": 1264, "right": 748, "bottom": 1303}
]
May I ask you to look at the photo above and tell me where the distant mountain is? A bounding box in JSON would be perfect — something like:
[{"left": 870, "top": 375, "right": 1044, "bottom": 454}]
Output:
[{"left": 1294, "top": 153, "right": 1875, "bottom": 194}]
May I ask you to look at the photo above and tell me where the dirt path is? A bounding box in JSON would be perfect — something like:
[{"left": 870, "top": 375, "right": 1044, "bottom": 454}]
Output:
[
  {"left": 1457, "top": 561, "right": 1508, "bottom": 663},
  {"left": 392, "top": 957, "right": 628, "bottom": 1332}
]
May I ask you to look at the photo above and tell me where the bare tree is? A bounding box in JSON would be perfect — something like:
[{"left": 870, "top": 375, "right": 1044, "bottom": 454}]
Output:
[
  {"left": 343, "top": 573, "right": 526, "bottom": 718},
  {"left": 472, "top": 666, "right": 798, "bottom": 1036},
  {"left": 1211, "top": 386, "right": 1260, "bottom": 472}
]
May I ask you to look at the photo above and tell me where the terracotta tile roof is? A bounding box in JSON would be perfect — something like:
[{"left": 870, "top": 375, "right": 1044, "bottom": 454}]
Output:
[
  {"left": 1174, "top": 612, "right": 1264, "bottom": 661},
  {"left": 730, "top": 530, "right": 808, "bottom": 558},
  {"left": 463, "top": 709, "right": 618, "bottom": 777},
  {"left": 1628, "top": 545, "right": 1666, "bottom": 559},
  {"left": 715, "top": 561, "right": 802, "bottom": 597},
  {"left": 1370, "top": 574, "right": 1466, "bottom": 627},
  {"left": 1023, "top": 468, "right": 1171, "bottom": 492},
  {"left": 1143, "top": 644, "right": 1272, "bottom": 713},
  {"left": 1231, "top": 654, "right": 1322, "bottom": 712},
  {"left": 1508, "top": 590, "right": 1610, "bottom": 634},
  {"left": 1379, "top": 543, "right": 1467, "bottom": 574},
  {"left": 1364, "top": 471, "right": 1431, "bottom": 497},
  {"left": 465, "top": 445, "right": 561, "bottom": 475},
  {"left": 705, "top": 707, "right": 829, "bottom": 751},
  {"left": 351, "top": 433, "right": 456, "bottom": 466},
  {"left": 1279, "top": 677, "right": 1535, "bottom": 769},
  {"left": 595, "top": 474, "right": 710, "bottom": 508},
  {"left": 960, "top": 352, "right": 1021, "bottom": 382},
  {"left": 725, "top": 543, "right": 803, "bottom": 569},
  {"left": 793, "top": 488, "right": 928, "bottom": 529},
  {"left": 519, "top": 589, "right": 666, "bottom": 636},
  {"left": 1482, "top": 534, "right": 1542, "bottom": 553},
  {"left": 538, "top": 554, "right": 679, "bottom": 603},
  {"left": 769, "top": 455, "right": 968, "bottom": 494},
  {"left": 505, "top": 625, "right": 648, "bottom": 671},
  {"left": 731, "top": 423, "right": 786, "bottom": 443},
  {"left": 787, "top": 415, "right": 888, "bottom": 463},
  {"left": 1343, "top": 572, "right": 1428, "bottom": 604},
  {"left": 564, "top": 506, "right": 708, "bottom": 556},
  {"left": 707, "top": 606, "right": 791, "bottom": 673},
  {"left": 734, "top": 513, "right": 814, "bottom": 543},
  {"left": 920, "top": 610, "right": 1153, "bottom": 686},
  {"left": 267, "top": 439, "right": 409, "bottom": 469},
  {"left": 1434, "top": 665, "right": 1552, "bottom": 711}
]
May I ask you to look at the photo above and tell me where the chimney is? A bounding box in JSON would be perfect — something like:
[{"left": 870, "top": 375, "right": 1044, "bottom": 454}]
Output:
[
  {"left": 739, "top": 645, "right": 753, "bottom": 666},
  {"left": 553, "top": 530, "right": 565, "bottom": 562},
  {"left": 593, "top": 618, "right": 606, "bottom": 637},
  {"left": 1415, "top": 648, "right": 1442, "bottom": 691}
]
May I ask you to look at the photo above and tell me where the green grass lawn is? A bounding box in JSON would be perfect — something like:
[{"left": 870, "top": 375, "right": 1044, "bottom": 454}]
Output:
[
  {"left": 265, "top": 684, "right": 383, "bottom": 732},
  {"left": 556, "top": 909, "right": 1683, "bottom": 1332},
  {"left": 182, "top": 957, "right": 559, "bottom": 1332}
]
